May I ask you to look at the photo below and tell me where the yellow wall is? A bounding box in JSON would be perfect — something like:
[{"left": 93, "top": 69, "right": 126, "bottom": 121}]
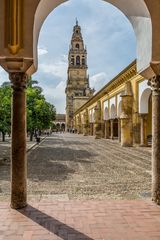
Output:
[{"left": 74, "top": 61, "right": 151, "bottom": 145}]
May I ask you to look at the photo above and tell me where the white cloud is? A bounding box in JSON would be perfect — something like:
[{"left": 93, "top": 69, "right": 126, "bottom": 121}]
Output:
[
  {"left": 90, "top": 72, "right": 108, "bottom": 91},
  {"left": 0, "top": 67, "right": 9, "bottom": 85},
  {"left": 38, "top": 47, "right": 48, "bottom": 56},
  {"left": 42, "top": 81, "right": 66, "bottom": 113},
  {"left": 39, "top": 59, "right": 68, "bottom": 79},
  {"left": 61, "top": 54, "right": 68, "bottom": 63}
]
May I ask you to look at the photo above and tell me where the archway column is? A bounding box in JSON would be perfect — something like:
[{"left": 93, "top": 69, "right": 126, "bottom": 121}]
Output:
[
  {"left": 110, "top": 119, "right": 114, "bottom": 140},
  {"left": 10, "top": 73, "right": 27, "bottom": 209},
  {"left": 118, "top": 118, "right": 121, "bottom": 143},
  {"left": 94, "top": 101, "right": 102, "bottom": 139},
  {"left": 105, "top": 120, "right": 110, "bottom": 139},
  {"left": 120, "top": 94, "right": 133, "bottom": 147},
  {"left": 83, "top": 110, "right": 89, "bottom": 136},
  {"left": 149, "top": 76, "right": 160, "bottom": 204},
  {"left": 140, "top": 113, "right": 148, "bottom": 147},
  {"left": 101, "top": 120, "right": 105, "bottom": 138},
  {"left": 77, "top": 115, "right": 82, "bottom": 134}
]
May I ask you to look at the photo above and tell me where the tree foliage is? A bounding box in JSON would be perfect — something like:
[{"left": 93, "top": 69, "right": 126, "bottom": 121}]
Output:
[
  {"left": 0, "top": 84, "right": 11, "bottom": 141},
  {"left": 27, "top": 86, "right": 56, "bottom": 138},
  {"left": 0, "top": 77, "right": 56, "bottom": 141}
]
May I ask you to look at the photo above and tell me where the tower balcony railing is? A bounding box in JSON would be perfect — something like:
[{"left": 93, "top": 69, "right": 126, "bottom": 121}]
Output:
[
  {"left": 69, "top": 49, "right": 87, "bottom": 54},
  {"left": 68, "top": 64, "right": 88, "bottom": 69}
]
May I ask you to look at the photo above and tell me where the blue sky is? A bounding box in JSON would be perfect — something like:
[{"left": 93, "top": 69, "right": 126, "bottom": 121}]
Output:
[{"left": 0, "top": 0, "right": 136, "bottom": 113}]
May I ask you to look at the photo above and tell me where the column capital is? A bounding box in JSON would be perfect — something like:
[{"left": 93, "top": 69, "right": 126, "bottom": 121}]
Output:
[
  {"left": 139, "top": 113, "right": 148, "bottom": 118},
  {"left": 148, "top": 75, "right": 160, "bottom": 93},
  {"left": 9, "top": 72, "right": 28, "bottom": 91}
]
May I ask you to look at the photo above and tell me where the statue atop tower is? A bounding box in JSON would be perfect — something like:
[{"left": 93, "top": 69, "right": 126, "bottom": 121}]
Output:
[{"left": 65, "top": 20, "right": 94, "bottom": 130}]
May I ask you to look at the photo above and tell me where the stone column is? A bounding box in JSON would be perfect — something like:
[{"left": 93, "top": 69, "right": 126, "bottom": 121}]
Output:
[
  {"left": 73, "top": 117, "right": 76, "bottom": 132},
  {"left": 10, "top": 73, "right": 27, "bottom": 209},
  {"left": 101, "top": 121, "right": 105, "bottom": 138},
  {"left": 140, "top": 114, "right": 148, "bottom": 146},
  {"left": 77, "top": 114, "right": 82, "bottom": 134},
  {"left": 149, "top": 76, "right": 160, "bottom": 204},
  {"left": 118, "top": 118, "right": 121, "bottom": 143},
  {"left": 83, "top": 110, "right": 89, "bottom": 136},
  {"left": 94, "top": 101, "right": 102, "bottom": 139},
  {"left": 104, "top": 121, "right": 110, "bottom": 139},
  {"left": 121, "top": 94, "right": 133, "bottom": 147},
  {"left": 110, "top": 119, "right": 114, "bottom": 140}
]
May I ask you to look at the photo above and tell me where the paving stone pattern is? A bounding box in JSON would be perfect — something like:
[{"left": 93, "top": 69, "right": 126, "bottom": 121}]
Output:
[
  {"left": 0, "top": 133, "right": 151, "bottom": 201},
  {"left": 1, "top": 200, "right": 160, "bottom": 239}
]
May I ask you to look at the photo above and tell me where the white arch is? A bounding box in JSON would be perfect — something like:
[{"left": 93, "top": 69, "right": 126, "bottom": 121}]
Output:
[
  {"left": 104, "top": 107, "right": 109, "bottom": 120},
  {"left": 110, "top": 104, "right": 117, "bottom": 119},
  {"left": 32, "top": 0, "right": 152, "bottom": 75},
  {"left": 139, "top": 88, "right": 151, "bottom": 114},
  {"left": 117, "top": 101, "right": 122, "bottom": 118},
  {"left": 89, "top": 108, "right": 95, "bottom": 123}
]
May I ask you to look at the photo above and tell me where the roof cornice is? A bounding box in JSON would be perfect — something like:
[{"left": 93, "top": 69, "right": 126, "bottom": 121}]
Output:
[{"left": 74, "top": 60, "right": 137, "bottom": 115}]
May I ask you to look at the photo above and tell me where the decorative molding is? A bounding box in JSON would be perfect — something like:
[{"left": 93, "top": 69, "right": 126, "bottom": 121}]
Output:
[
  {"left": 148, "top": 75, "right": 160, "bottom": 92},
  {"left": 5, "top": 0, "right": 23, "bottom": 55},
  {"left": 9, "top": 72, "right": 27, "bottom": 91}
]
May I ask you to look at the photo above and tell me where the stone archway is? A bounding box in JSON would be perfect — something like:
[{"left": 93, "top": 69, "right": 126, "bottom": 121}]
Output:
[
  {"left": 104, "top": 107, "right": 110, "bottom": 139},
  {"left": 139, "top": 88, "right": 152, "bottom": 114},
  {"left": 1, "top": 0, "right": 160, "bottom": 75},
  {"left": 139, "top": 87, "right": 152, "bottom": 146},
  {"left": 32, "top": 0, "right": 153, "bottom": 77},
  {"left": 0, "top": 0, "right": 160, "bottom": 208},
  {"left": 117, "top": 101, "right": 122, "bottom": 142},
  {"left": 110, "top": 104, "right": 116, "bottom": 119},
  {"left": 110, "top": 104, "right": 117, "bottom": 139},
  {"left": 104, "top": 107, "right": 109, "bottom": 121}
]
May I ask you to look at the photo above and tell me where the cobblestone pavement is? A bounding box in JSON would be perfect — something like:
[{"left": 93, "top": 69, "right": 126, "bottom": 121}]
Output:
[
  {"left": 0, "top": 133, "right": 151, "bottom": 201},
  {"left": 0, "top": 138, "right": 37, "bottom": 162}
]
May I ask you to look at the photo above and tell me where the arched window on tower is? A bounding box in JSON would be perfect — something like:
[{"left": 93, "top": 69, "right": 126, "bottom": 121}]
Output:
[
  {"left": 71, "top": 58, "right": 74, "bottom": 65},
  {"left": 82, "top": 58, "right": 85, "bottom": 65},
  {"left": 75, "top": 43, "right": 79, "bottom": 49},
  {"left": 76, "top": 56, "right": 80, "bottom": 65}
]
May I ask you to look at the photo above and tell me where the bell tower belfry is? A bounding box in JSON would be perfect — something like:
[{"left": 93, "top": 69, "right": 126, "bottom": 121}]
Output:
[{"left": 65, "top": 20, "right": 94, "bottom": 130}]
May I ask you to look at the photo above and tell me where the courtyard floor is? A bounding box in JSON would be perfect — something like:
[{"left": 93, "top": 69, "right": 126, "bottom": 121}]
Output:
[
  {"left": 0, "top": 133, "right": 152, "bottom": 201},
  {"left": 0, "top": 133, "right": 158, "bottom": 240}
]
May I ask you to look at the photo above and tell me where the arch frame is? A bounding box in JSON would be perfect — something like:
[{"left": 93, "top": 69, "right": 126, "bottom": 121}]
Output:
[
  {"left": 139, "top": 88, "right": 152, "bottom": 114},
  {"left": 110, "top": 104, "right": 117, "bottom": 120},
  {"left": 29, "top": 0, "right": 154, "bottom": 77}
]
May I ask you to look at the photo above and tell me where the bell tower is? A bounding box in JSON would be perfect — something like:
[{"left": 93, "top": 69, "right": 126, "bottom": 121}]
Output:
[{"left": 65, "top": 20, "right": 94, "bottom": 130}]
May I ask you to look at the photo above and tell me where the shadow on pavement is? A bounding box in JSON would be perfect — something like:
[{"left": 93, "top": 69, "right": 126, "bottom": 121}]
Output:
[
  {"left": 19, "top": 205, "right": 94, "bottom": 240},
  {"left": 28, "top": 138, "right": 97, "bottom": 182}
]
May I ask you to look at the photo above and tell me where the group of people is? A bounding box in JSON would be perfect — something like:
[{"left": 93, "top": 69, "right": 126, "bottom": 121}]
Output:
[{"left": 67, "top": 128, "right": 77, "bottom": 134}]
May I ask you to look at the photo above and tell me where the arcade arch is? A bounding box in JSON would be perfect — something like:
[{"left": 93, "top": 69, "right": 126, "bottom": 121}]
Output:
[
  {"left": 0, "top": 0, "right": 160, "bottom": 208},
  {"left": 139, "top": 83, "right": 152, "bottom": 146}
]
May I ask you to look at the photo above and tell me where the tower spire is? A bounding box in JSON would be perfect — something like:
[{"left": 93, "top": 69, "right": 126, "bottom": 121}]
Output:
[
  {"left": 65, "top": 22, "right": 94, "bottom": 130},
  {"left": 76, "top": 18, "right": 78, "bottom": 26}
]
